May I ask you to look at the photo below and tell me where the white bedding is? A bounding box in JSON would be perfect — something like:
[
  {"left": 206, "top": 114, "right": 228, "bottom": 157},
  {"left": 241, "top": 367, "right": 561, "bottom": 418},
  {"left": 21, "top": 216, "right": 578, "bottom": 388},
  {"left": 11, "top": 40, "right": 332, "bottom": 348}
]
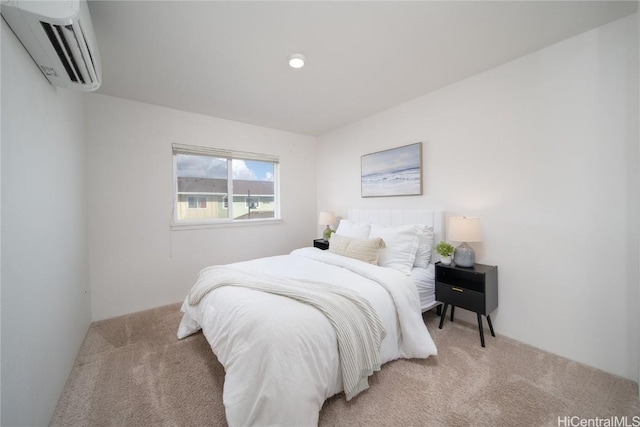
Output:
[
  {"left": 411, "top": 264, "right": 437, "bottom": 311},
  {"left": 178, "top": 247, "right": 437, "bottom": 426}
]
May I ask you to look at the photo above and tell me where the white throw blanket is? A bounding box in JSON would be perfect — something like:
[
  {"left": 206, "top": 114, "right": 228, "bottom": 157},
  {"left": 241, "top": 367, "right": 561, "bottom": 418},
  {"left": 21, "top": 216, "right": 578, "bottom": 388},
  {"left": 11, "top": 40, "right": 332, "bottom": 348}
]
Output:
[{"left": 188, "top": 266, "right": 386, "bottom": 400}]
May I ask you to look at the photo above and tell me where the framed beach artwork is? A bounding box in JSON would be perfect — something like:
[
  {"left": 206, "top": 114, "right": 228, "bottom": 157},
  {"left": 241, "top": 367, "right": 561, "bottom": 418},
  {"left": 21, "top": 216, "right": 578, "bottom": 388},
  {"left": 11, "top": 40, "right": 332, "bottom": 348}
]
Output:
[{"left": 361, "top": 142, "right": 422, "bottom": 197}]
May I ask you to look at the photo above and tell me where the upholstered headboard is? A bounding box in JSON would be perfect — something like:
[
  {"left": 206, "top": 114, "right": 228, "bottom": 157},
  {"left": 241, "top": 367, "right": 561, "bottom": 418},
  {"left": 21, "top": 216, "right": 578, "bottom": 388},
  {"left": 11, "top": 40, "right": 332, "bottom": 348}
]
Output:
[{"left": 347, "top": 209, "right": 445, "bottom": 258}]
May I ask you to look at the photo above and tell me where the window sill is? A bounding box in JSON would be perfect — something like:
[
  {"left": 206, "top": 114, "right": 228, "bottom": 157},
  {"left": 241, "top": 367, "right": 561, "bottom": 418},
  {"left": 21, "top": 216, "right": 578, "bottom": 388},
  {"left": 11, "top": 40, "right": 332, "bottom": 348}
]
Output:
[{"left": 170, "top": 218, "right": 282, "bottom": 231}]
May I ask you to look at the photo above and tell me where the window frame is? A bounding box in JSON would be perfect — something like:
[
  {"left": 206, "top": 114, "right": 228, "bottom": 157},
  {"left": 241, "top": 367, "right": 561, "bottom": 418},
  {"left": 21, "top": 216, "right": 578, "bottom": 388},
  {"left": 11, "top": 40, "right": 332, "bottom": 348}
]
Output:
[{"left": 171, "top": 144, "right": 281, "bottom": 229}]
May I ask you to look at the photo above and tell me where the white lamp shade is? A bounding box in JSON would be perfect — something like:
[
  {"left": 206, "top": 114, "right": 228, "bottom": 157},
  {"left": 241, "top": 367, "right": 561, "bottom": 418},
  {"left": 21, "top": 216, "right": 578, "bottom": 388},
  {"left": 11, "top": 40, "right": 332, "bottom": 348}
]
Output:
[
  {"left": 318, "top": 211, "right": 336, "bottom": 226},
  {"left": 448, "top": 217, "right": 482, "bottom": 242}
]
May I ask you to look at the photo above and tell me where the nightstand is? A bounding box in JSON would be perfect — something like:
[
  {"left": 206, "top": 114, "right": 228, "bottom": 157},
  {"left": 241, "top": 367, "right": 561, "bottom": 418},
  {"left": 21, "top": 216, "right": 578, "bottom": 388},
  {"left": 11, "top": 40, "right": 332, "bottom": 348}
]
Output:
[
  {"left": 313, "top": 239, "right": 329, "bottom": 250},
  {"left": 435, "top": 262, "right": 498, "bottom": 347}
]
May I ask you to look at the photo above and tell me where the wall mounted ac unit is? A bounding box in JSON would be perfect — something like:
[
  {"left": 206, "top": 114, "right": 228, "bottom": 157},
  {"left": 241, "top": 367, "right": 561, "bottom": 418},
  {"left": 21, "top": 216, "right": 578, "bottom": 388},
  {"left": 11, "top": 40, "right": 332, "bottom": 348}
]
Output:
[{"left": 1, "top": 0, "right": 101, "bottom": 91}]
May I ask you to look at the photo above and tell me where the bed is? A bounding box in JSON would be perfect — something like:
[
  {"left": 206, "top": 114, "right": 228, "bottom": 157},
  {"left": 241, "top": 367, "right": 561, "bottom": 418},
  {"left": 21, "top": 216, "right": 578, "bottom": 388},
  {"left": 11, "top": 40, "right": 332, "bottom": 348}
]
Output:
[{"left": 177, "top": 209, "right": 442, "bottom": 426}]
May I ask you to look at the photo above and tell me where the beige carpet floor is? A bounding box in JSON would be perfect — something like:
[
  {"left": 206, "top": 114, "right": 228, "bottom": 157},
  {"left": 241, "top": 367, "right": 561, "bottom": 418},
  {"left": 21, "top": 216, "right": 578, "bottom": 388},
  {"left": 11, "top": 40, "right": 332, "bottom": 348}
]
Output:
[{"left": 51, "top": 303, "right": 640, "bottom": 426}]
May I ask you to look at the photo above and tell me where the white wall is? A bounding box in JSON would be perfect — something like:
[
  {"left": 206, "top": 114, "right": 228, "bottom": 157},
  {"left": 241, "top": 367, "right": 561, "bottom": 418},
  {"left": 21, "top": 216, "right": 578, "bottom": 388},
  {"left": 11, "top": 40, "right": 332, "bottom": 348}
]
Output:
[
  {"left": 1, "top": 21, "right": 92, "bottom": 426},
  {"left": 637, "top": 9, "right": 640, "bottom": 392},
  {"left": 317, "top": 15, "right": 639, "bottom": 380},
  {"left": 86, "top": 94, "right": 318, "bottom": 320},
  {"left": 1, "top": 17, "right": 3, "bottom": 427}
]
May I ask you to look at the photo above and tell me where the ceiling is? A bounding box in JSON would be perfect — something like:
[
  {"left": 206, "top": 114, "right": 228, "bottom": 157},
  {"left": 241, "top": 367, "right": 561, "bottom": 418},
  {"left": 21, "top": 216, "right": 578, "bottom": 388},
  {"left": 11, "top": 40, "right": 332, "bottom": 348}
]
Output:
[{"left": 88, "top": 1, "right": 637, "bottom": 136}]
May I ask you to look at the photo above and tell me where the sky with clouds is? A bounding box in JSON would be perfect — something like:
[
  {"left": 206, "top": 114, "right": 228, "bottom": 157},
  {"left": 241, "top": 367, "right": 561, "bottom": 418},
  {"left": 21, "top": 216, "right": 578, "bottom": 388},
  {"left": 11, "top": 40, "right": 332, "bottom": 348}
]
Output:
[
  {"left": 176, "top": 155, "right": 273, "bottom": 181},
  {"left": 361, "top": 143, "right": 421, "bottom": 177}
]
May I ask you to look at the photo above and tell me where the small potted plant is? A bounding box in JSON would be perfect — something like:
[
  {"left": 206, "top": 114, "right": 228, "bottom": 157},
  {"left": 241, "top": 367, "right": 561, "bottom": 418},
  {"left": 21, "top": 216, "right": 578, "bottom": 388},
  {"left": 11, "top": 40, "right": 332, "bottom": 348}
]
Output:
[{"left": 435, "top": 241, "right": 455, "bottom": 265}]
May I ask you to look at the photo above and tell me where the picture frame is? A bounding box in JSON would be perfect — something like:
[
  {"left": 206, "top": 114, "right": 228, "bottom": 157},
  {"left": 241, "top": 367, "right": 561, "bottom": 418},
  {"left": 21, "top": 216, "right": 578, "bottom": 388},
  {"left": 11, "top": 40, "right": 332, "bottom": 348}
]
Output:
[{"left": 361, "top": 142, "right": 422, "bottom": 197}]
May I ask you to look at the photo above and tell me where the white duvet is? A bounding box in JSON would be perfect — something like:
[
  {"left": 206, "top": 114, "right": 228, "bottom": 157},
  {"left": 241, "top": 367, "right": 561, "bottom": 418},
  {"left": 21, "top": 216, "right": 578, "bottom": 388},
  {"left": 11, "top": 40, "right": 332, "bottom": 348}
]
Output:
[{"left": 178, "top": 247, "right": 438, "bottom": 426}]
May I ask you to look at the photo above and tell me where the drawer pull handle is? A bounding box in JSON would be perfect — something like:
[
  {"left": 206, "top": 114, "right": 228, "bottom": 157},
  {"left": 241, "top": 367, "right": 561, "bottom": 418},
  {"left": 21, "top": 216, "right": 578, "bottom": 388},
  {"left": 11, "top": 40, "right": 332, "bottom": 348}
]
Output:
[{"left": 452, "top": 287, "right": 464, "bottom": 292}]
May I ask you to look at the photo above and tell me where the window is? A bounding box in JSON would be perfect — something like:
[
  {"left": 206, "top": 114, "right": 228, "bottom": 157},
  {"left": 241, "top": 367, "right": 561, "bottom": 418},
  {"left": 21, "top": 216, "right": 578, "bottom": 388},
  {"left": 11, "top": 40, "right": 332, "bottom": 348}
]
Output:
[
  {"left": 187, "top": 196, "right": 207, "bottom": 209},
  {"left": 173, "top": 144, "right": 279, "bottom": 224}
]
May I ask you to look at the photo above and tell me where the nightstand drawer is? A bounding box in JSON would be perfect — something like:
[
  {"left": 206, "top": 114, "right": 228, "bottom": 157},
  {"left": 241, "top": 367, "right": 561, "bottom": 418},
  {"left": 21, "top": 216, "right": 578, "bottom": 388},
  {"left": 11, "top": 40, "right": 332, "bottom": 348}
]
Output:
[
  {"left": 435, "top": 267, "right": 486, "bottom": 293},
  {"left": 436, "top": 282, "right": 485, "bottom": 313}
]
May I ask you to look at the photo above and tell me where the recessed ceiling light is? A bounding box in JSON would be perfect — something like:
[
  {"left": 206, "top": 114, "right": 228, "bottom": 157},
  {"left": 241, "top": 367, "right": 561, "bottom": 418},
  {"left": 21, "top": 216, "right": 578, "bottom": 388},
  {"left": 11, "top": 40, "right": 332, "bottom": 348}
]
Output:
[{"left": 288, "top": 53, "right": 305, "bottom": 69}]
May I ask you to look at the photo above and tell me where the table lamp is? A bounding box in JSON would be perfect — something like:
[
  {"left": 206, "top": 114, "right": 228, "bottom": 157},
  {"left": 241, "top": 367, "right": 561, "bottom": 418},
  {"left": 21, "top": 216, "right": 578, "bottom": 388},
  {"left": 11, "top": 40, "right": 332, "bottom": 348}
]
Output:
[
  {"left": 448, "top": 216, "right": 482, "bottom": 267},
  {"left": 318, "top": 211, "right": 336, "bottom": 241}
]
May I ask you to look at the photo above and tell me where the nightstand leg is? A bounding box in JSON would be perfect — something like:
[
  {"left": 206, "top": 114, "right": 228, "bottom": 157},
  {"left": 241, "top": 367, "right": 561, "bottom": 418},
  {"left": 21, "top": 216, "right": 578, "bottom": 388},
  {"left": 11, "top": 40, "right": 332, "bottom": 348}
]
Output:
[
  {"left": 486, "top": 315, "right": 495, "bottom": 337},
  {"left": 450, "top": 306, "right": 455, "bottom": 322},
  {"left": 477, "top": 313, "right": 485, "bottom": 347},
  {"left": 439, "top": 304, "right": 448, "bottom": 329}
]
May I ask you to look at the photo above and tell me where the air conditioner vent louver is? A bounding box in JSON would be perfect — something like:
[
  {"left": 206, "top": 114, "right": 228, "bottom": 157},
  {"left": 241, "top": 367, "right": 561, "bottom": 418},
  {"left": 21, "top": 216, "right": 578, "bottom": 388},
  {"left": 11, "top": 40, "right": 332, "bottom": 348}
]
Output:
[
  {"left": 40, "top": 22, "right": 81, "bottom": 83},
  {"left": 1, "top": 0, "right": 102, "bottom": 91}
]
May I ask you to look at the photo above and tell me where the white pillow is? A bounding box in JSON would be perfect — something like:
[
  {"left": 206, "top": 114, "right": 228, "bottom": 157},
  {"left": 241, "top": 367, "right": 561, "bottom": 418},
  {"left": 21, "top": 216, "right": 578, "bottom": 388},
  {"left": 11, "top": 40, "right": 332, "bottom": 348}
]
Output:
[
  {"left": 414, "top": 226, "right": 435, "bottom": 268},
  {"left": 329, "top": 234, "right": 385, "bottom": 264},
  {"left": 369, "top": 224, "right": 422, "bottom": 275},
  {"left": 335, "top": 219, "right": 371, "bottom": 239}
]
